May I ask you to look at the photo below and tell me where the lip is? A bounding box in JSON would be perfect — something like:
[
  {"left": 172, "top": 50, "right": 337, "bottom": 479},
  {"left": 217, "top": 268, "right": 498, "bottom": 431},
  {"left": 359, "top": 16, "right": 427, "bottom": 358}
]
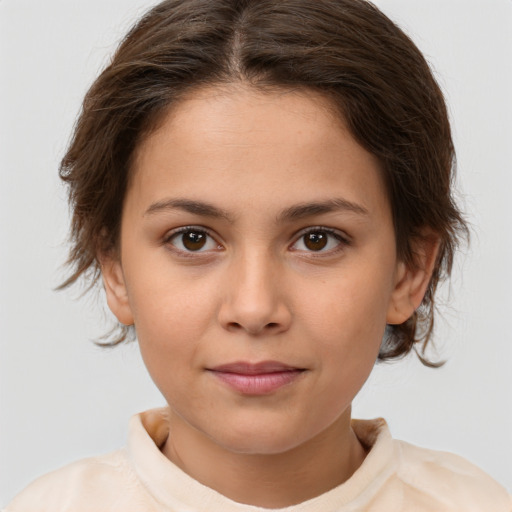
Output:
[{"left": 207, "top": 361, "right": 306, "bottom": 395}]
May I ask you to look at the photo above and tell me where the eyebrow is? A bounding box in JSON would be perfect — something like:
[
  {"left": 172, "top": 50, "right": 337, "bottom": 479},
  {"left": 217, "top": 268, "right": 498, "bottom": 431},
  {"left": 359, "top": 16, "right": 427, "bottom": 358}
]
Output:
[
  {"left": 277, "top": 198, "right": 369, "bottom": 222},
  {"left": 144, "top": 198, "right": 234, "bottom": 221},
  {"left": 144, "top": 197, "right": 368, "bottom": 223}
]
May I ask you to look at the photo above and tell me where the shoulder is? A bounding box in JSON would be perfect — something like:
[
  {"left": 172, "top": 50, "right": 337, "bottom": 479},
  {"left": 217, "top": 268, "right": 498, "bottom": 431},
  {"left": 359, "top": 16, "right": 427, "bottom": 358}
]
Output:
[
  {"left": 3, "top": 449, "right": 155, "bottom": 512},
  {"left": 393, "top": 438, "right": 511, "bottom": 511}
]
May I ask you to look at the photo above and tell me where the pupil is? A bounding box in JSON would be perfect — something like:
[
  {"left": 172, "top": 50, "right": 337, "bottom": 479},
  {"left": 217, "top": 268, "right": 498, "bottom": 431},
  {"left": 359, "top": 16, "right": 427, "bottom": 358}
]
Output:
[
  {"left": 305, "top": 232, "right": 327, "bottom": 251},
  {"left": 183, "top": 231, "right": 206, "bottom": 251}
]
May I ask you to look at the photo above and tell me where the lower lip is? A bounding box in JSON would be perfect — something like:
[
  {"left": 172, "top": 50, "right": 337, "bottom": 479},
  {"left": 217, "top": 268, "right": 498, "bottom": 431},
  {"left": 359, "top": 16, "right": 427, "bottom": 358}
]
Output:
[{"left": 210, "top": 370, "right": 304, "bottom": 395}]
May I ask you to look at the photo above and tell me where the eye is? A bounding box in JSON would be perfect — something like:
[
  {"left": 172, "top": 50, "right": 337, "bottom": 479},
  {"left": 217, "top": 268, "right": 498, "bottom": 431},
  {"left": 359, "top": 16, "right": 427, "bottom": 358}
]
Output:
[
  {"left": 291, "top": 228, "right": 348, "bottom": 253},
  {"left": 166, "top": 227, "right": 221, "bottom": 253}
]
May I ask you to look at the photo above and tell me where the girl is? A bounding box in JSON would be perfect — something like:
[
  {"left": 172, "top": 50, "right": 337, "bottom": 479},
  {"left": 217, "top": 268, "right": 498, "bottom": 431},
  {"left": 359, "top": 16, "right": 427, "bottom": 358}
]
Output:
[{"left": 3, "top": 0, "right": 511, "bottom": 510}]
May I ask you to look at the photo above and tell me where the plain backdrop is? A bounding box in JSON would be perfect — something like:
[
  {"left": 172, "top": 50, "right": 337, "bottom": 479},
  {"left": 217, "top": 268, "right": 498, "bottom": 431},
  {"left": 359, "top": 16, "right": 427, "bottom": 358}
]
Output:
[{"left": 1, "top": 0, "right": 511, "bottom": 504}]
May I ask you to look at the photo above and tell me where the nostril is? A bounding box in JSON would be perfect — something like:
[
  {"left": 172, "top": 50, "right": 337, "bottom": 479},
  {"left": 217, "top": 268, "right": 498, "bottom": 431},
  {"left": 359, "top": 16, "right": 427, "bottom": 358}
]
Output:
[{"left": 225, "top": 321, "right": 281, "bottom": 335}]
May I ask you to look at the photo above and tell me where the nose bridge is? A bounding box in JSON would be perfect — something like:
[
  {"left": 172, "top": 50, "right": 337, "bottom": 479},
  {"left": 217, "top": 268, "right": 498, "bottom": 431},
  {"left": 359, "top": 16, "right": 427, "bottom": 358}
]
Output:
[{"left": 219, "top": 244, "right": 291, "bottom": 335}]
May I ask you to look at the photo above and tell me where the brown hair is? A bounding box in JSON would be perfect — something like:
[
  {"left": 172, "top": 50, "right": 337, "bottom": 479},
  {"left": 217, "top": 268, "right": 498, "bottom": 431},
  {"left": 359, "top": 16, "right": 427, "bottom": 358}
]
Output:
[{"left": 59, "top": 0, "right": 468, "bottom": 365}]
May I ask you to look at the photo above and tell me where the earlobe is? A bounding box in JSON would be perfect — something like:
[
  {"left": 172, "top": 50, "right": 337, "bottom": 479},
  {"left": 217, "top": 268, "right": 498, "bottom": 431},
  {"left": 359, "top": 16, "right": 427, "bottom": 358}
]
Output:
[
  {"left": 100, "top": 255, "right": 135, "bottom": 326},
  {"left": 386, "top": 236, "right": 440, "bottom": 325}
]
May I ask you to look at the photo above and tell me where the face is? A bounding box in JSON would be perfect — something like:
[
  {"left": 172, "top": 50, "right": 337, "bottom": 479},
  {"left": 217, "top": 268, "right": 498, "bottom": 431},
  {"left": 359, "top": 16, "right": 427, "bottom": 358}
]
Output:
[{"left": 104, "top": 86, "right": 425, "bottom": 456}]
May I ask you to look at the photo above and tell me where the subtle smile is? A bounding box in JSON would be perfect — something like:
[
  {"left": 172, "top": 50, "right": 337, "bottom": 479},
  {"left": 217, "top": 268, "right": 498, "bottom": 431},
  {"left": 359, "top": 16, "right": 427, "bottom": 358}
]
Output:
[{"left": 207, "top": 361, "right": 307, "bottom": 395}]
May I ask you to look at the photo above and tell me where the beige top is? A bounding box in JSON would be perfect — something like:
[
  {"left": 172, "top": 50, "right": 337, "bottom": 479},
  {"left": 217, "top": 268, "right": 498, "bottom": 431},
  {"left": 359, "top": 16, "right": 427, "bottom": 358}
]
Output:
[{"left": 4, "top": 408, "right": 511, "bottom": 512}]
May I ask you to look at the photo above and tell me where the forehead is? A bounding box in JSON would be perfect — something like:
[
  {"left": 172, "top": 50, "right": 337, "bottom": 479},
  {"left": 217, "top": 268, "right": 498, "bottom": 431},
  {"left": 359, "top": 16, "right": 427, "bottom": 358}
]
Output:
[
  {"left": 128, "top": 85, "right": 389, "bottom": 220},
  {"left": 135, "top": 86, "right": 346, "bottom": 167}
]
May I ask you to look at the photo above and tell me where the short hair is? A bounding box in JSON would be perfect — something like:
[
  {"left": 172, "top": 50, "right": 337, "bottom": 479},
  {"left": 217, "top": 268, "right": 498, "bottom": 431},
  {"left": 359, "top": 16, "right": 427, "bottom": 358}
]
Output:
[{"left": 59, "top": 0, "right": 468, "bottom": 366}]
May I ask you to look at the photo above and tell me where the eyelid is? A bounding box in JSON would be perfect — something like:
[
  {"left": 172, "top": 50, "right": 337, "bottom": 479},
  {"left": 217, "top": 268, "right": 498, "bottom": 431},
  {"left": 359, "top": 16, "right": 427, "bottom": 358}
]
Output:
[
  {"left": 162, "top": 225, "right": 350, "bottom": 256},
  {"left": 289, "top": 226, "right": 351, "bottom": 253},
  {"left": 163, "top": 225, "right": 224, "bottom": 254}
]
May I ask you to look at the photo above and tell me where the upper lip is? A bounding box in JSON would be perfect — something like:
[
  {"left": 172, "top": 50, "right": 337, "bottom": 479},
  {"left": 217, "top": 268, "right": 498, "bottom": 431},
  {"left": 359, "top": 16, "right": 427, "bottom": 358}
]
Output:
[{"left": 209, "top": 361, "right": 304, "bottom": 375}]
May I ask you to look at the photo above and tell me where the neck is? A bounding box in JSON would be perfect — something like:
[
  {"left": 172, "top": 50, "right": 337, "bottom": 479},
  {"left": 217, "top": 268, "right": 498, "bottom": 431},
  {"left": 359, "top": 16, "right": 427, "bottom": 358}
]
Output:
[{"left": 162, "top": 408, "right": 367, "bottom": 508}]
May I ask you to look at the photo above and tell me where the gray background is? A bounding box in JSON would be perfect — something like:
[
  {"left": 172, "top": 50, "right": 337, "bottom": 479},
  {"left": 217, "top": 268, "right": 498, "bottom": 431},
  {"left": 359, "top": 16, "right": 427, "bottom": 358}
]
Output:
[{"left": 1, "top": 0, "right": 511, "bottom": 504}]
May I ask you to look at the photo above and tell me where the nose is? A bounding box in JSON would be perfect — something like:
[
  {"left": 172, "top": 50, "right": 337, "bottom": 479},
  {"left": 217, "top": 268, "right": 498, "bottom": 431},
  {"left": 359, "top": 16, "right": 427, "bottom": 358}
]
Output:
[{"left": 217, "top": 250, "right": 292, "bottom": 336}]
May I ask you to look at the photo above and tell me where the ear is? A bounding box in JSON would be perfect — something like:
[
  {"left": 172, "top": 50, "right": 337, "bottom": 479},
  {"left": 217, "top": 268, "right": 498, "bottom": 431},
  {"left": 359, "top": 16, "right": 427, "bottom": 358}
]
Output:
[
  {"left": 100, "top": 254, "right": 134, "bottom": 326},
  {"left": 386, "top": 234, "right": 440, "bottom": 325}
]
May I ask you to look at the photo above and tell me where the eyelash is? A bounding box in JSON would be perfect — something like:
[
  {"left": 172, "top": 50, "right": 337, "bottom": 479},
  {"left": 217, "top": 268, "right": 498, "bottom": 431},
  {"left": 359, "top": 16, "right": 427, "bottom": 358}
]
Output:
[
  {"left": 290, "top": 226, "right": 350, "bottom": 256},
  {"left": 163, "top": 226, "right": 221, "bottom": 257},
  {"left": 163, "top": 226, "right": 350, "bottom": 257}
]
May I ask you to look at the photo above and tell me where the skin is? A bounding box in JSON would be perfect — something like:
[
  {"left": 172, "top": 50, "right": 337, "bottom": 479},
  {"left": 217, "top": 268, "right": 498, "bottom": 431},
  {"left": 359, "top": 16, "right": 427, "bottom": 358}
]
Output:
[{"left": 102, "top": 85, "right": 437, "bottom": 508}]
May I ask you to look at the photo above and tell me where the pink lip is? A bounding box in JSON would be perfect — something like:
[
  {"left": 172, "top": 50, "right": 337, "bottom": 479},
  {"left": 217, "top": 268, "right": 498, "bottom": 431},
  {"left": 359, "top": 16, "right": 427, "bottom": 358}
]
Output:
[{"left": 208, "top": 361, "right": 306, "bottom": 395}]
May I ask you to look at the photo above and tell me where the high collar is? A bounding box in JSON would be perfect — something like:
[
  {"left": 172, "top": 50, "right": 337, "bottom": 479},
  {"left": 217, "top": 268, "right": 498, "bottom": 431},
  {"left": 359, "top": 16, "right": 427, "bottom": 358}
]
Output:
[{"left": 127, "top": 407, "right": 396, "bottom": 511}]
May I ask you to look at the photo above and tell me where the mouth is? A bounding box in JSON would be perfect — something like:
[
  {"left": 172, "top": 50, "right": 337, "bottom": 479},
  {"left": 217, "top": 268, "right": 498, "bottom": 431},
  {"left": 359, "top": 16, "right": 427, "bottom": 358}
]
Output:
[{"left": 207, "top": 361, "right": 307, "bottom": 395}]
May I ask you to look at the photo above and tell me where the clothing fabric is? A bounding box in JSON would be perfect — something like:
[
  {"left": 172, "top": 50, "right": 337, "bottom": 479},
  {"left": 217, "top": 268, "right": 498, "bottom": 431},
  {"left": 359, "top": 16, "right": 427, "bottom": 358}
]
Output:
[{"left": 4, "top": 407, "right": 511, "bottom": 512}]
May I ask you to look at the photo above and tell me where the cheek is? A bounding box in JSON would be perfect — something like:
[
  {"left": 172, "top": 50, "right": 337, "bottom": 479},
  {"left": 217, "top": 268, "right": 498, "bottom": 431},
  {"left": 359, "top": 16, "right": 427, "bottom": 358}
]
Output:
[
  {"left": 127, "top": 273, "right": 217, "bottom": 364},
  {"left": 302, "top": 275, "right": 391, "bottom": 343},
  {"left": 132, "top": 290, "right": 212, "bottom": 405},
  {"left": 297, "top": 268, "right": 392, "bottom": 388}
]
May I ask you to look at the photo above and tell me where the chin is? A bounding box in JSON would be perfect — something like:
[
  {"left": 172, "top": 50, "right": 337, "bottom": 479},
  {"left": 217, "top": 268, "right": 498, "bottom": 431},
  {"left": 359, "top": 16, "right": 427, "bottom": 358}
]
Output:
[{"left": 208, "top": 418, "right": 315, "bottom": 456}]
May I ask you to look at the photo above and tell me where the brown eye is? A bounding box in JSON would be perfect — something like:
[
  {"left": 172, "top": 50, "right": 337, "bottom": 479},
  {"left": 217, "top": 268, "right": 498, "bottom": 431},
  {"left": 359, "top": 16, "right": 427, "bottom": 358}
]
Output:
[
  {"left": 168, "top": 228, "right": 219, "bottom": 253},
  {"left": 303, "top": 232, "right": 328, "bottom": 251},
  {"left": 182, "top": 231, "right": 207, "bottom": 251},
  {"left": 291, "top": 228, "right": 347, "bottom": 254}
]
